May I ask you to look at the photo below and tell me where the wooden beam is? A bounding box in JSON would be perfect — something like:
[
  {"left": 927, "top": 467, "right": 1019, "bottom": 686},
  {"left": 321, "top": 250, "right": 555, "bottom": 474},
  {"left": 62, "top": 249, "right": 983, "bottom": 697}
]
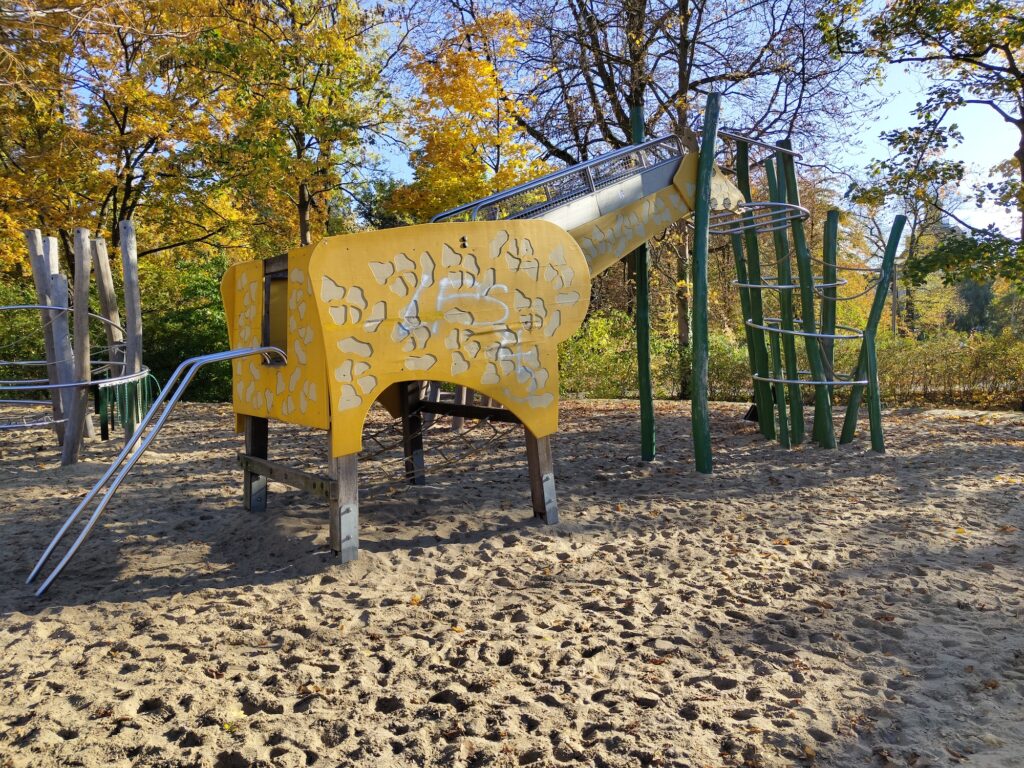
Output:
[
  {"left": 243, "top": 416, "right": 269, "bottom": 511},
  {"left": 416, "top": 399, "right": 522, "bottom": 423},
  {"left": 237, "top": 453, "right": 337, "bottom": 502},
  {"left": 119, "top": 221, "right": 143, "bottom": 440},
  {"left": 400, "top": 381, "right": 426, "bottom": 485},
  {"left": 91, "top": 238, "right": 124, "bottom": 364},
  {"left": 525, "top": 430, "right": 558, "bottom": 524},
  {"left": 24, "top": 229, "right": 65, "bottom": 443},
  {"left": 328, "top": 448, "right": 359, "bottom": 562},
  {"left": 49, "top": 271, "right": 75, "bottom": 444}
]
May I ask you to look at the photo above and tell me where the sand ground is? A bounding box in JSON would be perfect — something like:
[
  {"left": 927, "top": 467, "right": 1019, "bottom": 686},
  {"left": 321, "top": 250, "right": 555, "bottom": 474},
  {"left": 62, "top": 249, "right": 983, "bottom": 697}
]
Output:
[{"left": 1, "top": 400, "right": 1023, "bottom": 768}]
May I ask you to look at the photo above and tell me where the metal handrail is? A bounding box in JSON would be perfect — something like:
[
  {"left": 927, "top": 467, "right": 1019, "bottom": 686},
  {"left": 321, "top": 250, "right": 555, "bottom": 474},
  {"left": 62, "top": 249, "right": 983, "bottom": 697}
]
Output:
[
  {"left": 431, "top": 135, "right": 683, "bottom": 223},
  {"left": 28, "top": 346, "right": 285, "bottom": 596}
]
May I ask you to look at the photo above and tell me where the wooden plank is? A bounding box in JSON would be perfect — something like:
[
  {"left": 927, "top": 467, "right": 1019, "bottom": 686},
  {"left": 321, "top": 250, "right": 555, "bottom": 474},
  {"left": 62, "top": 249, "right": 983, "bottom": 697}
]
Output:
[
  {"left": 243, "top": 416, "right": 269, "bottom": 511},
  {"left": 525, "top": 430, "right": 558, "bottom": 524},
  {"left": 237, "top": 453, "right": 336, "bottom": 501},
  {"left": 24, "top": 229, "right": 65, "bottom": 442},
  {"left": 399, "top": 381, "right": 426, "bottom": 485},
  {"left": 91, "top": 237, "right": 124, "bottom": 364},
  {"left": 416, "top": 399, "right": 521, "bottom": 423},
  {"left": 61, "top": 229, "right": 93, "bottom": 464},
  {"left": 328, "top": 446, "right": 359, "bottom": 562}
]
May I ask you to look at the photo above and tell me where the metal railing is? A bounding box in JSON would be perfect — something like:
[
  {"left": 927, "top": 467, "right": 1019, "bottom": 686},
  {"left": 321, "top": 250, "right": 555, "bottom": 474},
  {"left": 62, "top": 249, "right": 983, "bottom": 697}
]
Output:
[
  {"left": 432, "top": 135, "right": 684, "bottom": 223},
  {"left": 28, "top": 346, "right": 286, "bottom": 596}
]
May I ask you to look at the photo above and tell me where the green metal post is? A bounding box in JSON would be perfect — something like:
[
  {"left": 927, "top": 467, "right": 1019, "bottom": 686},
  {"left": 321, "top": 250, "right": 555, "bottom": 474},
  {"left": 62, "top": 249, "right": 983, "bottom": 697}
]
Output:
[
  {"left": 690, "top": 93, "right": 721, "bottom": 474},
  {"left": 769, "top": 331, "right": 790, "bottom": 448},
  {"left": 763, "top": 158, "right": 804, "bottom": 444},
  {"left": 630, "top": 102, "right": 656, "bottom": 461},
  {"left": 863, "top": 330, "right": 884, "bottom": 452},
  {"left": 840, "top": 215, "right": 907, "bottom": 443},
  {"left": 734, "top": 143, "right": 775, "bottom": 440},
  {"left": 778, "top": 140, "right": 836, "bottom": 449}
]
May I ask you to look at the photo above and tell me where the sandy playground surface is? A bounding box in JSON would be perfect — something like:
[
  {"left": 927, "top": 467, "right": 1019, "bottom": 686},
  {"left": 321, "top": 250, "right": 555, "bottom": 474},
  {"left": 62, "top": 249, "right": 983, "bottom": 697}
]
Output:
[{"left": 1, "top": 400, "right": 1023, "bottom": 768}]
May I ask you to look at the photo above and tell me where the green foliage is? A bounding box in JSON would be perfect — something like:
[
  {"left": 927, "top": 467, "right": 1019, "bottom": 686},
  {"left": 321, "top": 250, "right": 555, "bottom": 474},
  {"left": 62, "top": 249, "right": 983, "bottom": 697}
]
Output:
[{"left": 904, "top": 227, "right": 1024, "bottom": 286}]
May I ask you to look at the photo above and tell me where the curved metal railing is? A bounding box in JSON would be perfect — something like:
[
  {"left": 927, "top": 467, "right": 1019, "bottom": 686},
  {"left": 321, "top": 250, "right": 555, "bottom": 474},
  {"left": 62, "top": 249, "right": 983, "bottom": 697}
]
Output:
[{"left": 28, "top": 346, "right": 285, "bottom": 596}]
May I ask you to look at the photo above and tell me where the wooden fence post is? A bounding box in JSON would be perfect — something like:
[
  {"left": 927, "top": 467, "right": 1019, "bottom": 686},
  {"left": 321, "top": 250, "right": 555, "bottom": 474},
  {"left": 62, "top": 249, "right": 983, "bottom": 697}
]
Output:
[{"left": 25, "top": 229, "right": 65, "bottom": 442}]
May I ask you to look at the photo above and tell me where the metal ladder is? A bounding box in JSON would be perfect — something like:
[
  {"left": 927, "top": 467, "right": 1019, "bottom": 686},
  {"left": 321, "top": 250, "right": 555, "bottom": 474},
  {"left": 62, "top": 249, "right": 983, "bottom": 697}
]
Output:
[{"left": 28, "top": 347, "right": 285, "bottom": 596}]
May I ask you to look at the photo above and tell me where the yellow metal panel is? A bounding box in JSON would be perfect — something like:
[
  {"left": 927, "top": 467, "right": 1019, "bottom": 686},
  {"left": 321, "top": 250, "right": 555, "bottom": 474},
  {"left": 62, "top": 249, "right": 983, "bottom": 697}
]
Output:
[
  {"left": 220, "top": 248, "right": 331, "bottom": 431},
  {"left": 306, "top": 221, "right": 591, "bottom": 457}
]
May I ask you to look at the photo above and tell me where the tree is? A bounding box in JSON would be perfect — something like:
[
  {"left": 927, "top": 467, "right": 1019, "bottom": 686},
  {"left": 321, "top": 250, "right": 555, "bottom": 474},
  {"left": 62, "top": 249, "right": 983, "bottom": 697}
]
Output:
[
  {"left": 387, "top": 9, "right": 550, "bottom": 223},
  {"left": 196, "top": 0, "right": 392, "bottom": 246},
  {"left": 821, "top": 0, "right": 1024, "bottom": 285}
]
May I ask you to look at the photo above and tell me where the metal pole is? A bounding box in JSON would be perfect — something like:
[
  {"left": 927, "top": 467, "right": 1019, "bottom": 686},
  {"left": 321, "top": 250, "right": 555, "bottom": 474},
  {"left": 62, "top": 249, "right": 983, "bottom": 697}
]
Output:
[{"left": 630, "top": 102, "right": 656, "bottom": 462}]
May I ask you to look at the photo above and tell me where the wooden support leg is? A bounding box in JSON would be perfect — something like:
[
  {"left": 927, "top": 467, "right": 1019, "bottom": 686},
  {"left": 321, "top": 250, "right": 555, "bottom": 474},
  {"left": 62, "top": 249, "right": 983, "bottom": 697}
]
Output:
[
  {"left": 452, "top": 386, "right": 467, "bottom": 433},
  {"left": 400, "top": 381, "right": 426, "bottom": 485},
  {"left": 243, "top": 416, "right": 269, "bottom": 512},
  {"left": 329, "top": 452, "right": 359, "bottom": 562},
  {"left": 525, "top": 430, "right": 558, "bottom": 525},
  {"left": 864, "top": 331, "right": 885, "bottom": 453}
]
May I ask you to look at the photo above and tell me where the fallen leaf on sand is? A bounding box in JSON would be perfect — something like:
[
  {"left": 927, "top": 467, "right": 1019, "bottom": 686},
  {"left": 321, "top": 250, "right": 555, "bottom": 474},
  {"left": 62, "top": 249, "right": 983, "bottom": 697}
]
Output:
[
  {"left": 451, "top": 625, "right": 465, "bottom": 633},
  {"left": 409, "top": 594, "right": 423, "bottom": 606}
]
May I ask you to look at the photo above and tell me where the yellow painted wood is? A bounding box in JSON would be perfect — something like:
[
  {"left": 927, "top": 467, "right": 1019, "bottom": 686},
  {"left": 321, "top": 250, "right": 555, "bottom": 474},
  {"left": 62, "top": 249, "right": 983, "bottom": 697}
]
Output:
[{"left": 223, "top": 221, "right": 590, "bottom": 457}]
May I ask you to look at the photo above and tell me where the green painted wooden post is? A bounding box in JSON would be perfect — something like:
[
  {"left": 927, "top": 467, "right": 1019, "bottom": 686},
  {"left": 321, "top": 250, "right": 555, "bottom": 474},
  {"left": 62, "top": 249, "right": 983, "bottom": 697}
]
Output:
[
  {"left": 778, "top": 140, "right": 836, "bottom": 449},
  {"left": 840, "top": 214, "right": 907, "bottom": 443},
  {"left": 863, "top": 329, "right": 885, "bottom": 452},
  {"left": 734, "top": 143, "right": 775, "bottom": 440},
  {"left": 691, "top": 93, "right": 721, "bottom": 474},
  {"left": 730, "top": 233, "right": 766, "bottom": 419},
  {"left": 763, "top": 158, "right": 804, "bottom": 444},
  {"left": 630, "top": 103, "right": 656, "bottom": 461},
  {"left": 769, "top": 331, "right": 790, "bottom": 448},
  {"left": 821, "top": 210, "right": 839, "bottom": 374}
]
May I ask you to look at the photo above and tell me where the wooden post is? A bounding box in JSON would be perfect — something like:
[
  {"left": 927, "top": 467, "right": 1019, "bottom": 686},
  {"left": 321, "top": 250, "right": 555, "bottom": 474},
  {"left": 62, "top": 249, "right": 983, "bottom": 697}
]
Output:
[
  {"left": 690, "top": 92, "right": 721, "bottom": 474},
  {"left": 451, "top": 385, "right": 467, "bottom": 432},
  {"left": 119, "top": 221, "right": 143, "bottom": 438},
  {"left": 91, "top": 237, "right": 124, "bottom": 365},
  {"left": 24, "top": 229, "right": 65, "bottom": 442},
  {"left": 779, "top": 140, "right": 836, "bottom": 449},
  {"left": 863, "top": 330, "right": 885, "bottom": 453},
  {"left": 525, "top": 430, "right": 558, "bottom": 524},
  {"left": 61, "top": 229, "right": 93, "bottom": 464},
  {"left": 243, "top": 415, "right": 269, "bottom": 512},
  {"left": 399, "top": 381, "right": 426, "bottom": 485},
  {"left": 840, "top": 215, "right": 906, "bottom": 443},
  {"left": 328, "top": 448, "right": 359, "bottom": 562},
  {"left": 730, "top": 232, "right": 768, "bottom": 426},
  {"left": 734, "top": 143, "right": 775, "bottom": 441},
  {"left": 630, "top": 102, "right": 656, "bottom": 462},
  {"left": 821, "top": 210, "right": 840, "bottom": 374},
  {"left": 769, "top": 331, "right": 791, "bottom": 449}
]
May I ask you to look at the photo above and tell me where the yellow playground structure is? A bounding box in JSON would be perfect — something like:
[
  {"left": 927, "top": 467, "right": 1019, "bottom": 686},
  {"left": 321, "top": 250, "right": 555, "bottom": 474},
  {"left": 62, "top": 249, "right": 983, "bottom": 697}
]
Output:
[{"left": 29, "top": 95, "right": 902, "bottom": 594}]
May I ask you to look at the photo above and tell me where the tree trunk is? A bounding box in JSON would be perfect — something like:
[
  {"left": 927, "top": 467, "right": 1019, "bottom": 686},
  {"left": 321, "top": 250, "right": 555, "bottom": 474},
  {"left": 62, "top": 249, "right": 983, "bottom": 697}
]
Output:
[
  {"left": 1015, "top": 129, "right": 1024, "bottom": 241},
  {"left": 298, "top": 182, "right": 312, "bottom": 246}
]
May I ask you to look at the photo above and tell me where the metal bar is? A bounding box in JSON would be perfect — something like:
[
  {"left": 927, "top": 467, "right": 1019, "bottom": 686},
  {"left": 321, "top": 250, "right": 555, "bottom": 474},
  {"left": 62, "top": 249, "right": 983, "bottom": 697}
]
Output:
[
  {"left": 416, "top": 400, "right": 522, "bottom": 423},
  {"left": 27, "top": 346, "right": 286, "bottom": 595},
  {"left": 735, "top": 142, "right": 775, "bottom": 441},
  {"left": 690, "top": 93, "right": 721, "bottom": 474},
  {"left": 238, "top": 453, "right": 335, "bottom": 501},
  {"left": 840, "top": 216, "right": 906, "bottom": 444}
]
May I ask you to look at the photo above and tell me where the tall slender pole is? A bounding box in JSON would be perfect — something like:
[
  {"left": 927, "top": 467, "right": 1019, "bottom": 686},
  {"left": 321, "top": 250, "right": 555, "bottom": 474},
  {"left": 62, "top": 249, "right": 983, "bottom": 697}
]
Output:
[
  {"left": 690, "top": 93, "right": 721, "bottom": 474},
  {"left": 735, "top": 143, "right": 775, "bottom": 440},
  {"left": 630, "top": 102, "right": 656, "bottom": 461}
]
